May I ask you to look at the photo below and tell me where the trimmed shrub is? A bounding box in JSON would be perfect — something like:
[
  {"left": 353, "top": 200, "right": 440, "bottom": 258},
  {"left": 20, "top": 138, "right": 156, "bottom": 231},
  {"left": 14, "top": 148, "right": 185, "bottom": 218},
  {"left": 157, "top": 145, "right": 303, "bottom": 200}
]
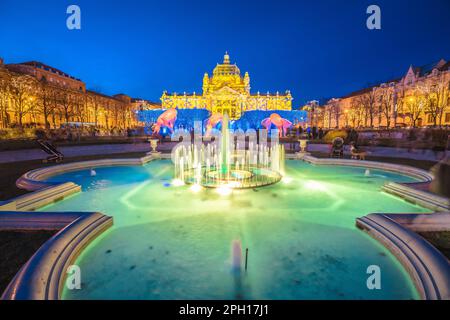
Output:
[{"left": 322, "top": 130, "right": 348, "bottom": 143}]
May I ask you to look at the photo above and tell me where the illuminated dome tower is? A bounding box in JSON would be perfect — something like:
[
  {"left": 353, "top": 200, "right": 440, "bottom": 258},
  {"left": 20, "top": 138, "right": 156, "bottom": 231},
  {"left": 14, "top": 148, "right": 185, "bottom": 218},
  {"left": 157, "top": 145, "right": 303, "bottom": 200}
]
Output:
[{"left": 161, "top": 52, "right": 293, "bottom": 120}]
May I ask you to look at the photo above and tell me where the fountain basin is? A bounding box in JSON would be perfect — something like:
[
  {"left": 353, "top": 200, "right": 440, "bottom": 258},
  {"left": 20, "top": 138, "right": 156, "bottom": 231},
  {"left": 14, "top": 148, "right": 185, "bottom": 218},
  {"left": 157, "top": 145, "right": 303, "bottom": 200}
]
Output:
[
  {"left": 32, "top": 159, "right": 433, "bottom": 300},
  {"left": 183, "top": 165, "right": 282, "bottom": 189}
]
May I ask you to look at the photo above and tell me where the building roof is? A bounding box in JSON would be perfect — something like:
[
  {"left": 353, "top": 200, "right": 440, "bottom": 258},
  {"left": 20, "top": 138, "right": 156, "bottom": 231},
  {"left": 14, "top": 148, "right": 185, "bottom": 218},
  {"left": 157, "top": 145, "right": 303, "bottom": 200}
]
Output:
[
  {"left": 131, "top": 97, "right": 161, "bottom": 105},
  {"left": 10, "top": 61, "right": 83, "bottom": 82},
  {"left": 86, "top": 89, "right": 125, "bottom": 102},
  {"left": 212, "top": 52, "right": 241, "bottom": 76},
  {"left": 162, "top": 91, "right": 290, "bottom": 97},
  {"left": 442, "top": 61, "right": 450, "bottom": 71},
  {"left": 413, "top": 58, "right": 448, "bottom": 77},
  {"left": 339, "top": 58, "right": 448, "bottom": 100},
  {"left": 341, "top": 84, "right": 381, "bottom": 99}
]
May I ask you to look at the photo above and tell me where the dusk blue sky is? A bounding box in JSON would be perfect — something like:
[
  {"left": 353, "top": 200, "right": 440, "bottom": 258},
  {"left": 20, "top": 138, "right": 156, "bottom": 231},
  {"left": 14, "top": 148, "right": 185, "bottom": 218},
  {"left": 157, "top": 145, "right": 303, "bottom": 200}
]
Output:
[{"left": 1, "top": 0, "right": 449, "bottom": 106}]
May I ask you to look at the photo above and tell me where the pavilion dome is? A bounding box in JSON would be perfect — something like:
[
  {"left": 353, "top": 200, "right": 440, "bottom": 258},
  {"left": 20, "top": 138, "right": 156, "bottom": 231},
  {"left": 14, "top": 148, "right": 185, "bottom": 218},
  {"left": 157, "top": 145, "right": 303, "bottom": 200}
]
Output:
[{"left": 212, "top": 52, "right": 241, "bottom": 76}]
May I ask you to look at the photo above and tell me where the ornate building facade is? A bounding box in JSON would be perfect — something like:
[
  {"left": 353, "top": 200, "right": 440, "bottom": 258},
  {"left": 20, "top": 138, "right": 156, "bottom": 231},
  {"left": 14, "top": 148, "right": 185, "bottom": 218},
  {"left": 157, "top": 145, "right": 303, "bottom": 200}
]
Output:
[
  {"left": 0, "top": 58, "right": 140, "bottom": 131},
  {"left": 318, "top": 58, "right": 450, "bottom": 129},
  {"left": 161, "top": 53, "right": 293, "bottom": 120}
]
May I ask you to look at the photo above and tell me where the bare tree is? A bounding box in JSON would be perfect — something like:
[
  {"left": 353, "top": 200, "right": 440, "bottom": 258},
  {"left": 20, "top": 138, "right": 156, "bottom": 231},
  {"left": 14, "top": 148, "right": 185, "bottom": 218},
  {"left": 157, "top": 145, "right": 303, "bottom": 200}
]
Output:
[
  {"left": 60, "top": 90, "right": 76, "bottom": 124},
  {"left": 103, "top": 100, "right": 111, "bottom": 130},
  {"left": 36, "top": 79, "right": 59, "bottom": 129},
  {"left": 355, "top": 88, "right": 378, "bottom": 128},
  {"left": 422, "top": 73, "right": 450, "bottom": 127},
  {"left": 400, "top": 87, "right": 427, "bottom": 127},
  {"left": 349, "top": 99, "right": 365, "bottom": 128},
  {"left": 0, "top": 69, "right": 12, "bottom": 128},
  {"left": 379, "top": 85, "right": 395, "bottom": 128},
  {"left": 93, "top": 95, "right": 103, "bottom": 126},
  {"left": 394, "top": 87, "right": 407, "bottom": 127},
  {"left": 72, "top": 92, "right": 88, "bottom": 126},
  {"left": 323, "top": 104, "right": 333, "bottom": 129},
  {"left": 122, "top": 103, "right": 131, "bottom": 129},
  {"left": 84, "top": 94, "right": 94, "bottom": 124},
  {"left": 323, "top": 107, "right": 332, "bottom": 129},
  {"left": 88, "top": 91, "right": 108, "bottom": 127},
  {"left": 326, "top": 98, "right": 340, "bottom": 128},
  {"left": 48, "top": 87, "right": 63, "bottom": 129},
  {"left": 435, "top": 75, "right": 450, "bottom": 126},
  {"left": 9, "top": 74, "right": 37, "bottom": 128},
  {"left": 111, "top": 102, "right": 121, "bottom": 129}
]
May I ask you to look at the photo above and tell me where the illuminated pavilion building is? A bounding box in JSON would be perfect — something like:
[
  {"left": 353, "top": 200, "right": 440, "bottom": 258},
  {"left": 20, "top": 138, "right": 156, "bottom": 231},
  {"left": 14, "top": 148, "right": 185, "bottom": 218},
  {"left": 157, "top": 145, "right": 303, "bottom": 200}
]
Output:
[{"left": 160, "top": 52, "right": 293, "bottom": 120}]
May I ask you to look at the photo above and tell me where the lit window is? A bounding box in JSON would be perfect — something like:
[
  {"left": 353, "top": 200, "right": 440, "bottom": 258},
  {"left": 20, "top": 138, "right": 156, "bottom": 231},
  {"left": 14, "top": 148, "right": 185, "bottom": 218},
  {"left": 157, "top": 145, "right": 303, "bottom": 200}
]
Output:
[{"left": 445, "top": 113, "right": 450, "bottom": 123}]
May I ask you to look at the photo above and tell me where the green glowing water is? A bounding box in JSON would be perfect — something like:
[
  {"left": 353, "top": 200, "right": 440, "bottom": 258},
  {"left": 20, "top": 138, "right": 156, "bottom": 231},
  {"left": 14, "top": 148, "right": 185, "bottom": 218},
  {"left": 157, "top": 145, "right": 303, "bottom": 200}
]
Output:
[{"left": 40, "top": 160, "right": 429, "bottom": 299}]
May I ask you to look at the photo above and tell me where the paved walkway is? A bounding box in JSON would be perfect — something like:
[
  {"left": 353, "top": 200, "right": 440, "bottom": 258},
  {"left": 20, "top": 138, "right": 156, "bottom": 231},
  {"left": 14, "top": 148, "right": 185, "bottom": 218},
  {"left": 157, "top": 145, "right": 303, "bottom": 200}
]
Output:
[
  {"left": 0, "top": 142, "right": 447, "bottom": 164},
  {"left": 305, "top": 144, "right": 448, "bottom": 162},
  {"left": 0, "top": 143, "right": 150, "bottom": 163}
]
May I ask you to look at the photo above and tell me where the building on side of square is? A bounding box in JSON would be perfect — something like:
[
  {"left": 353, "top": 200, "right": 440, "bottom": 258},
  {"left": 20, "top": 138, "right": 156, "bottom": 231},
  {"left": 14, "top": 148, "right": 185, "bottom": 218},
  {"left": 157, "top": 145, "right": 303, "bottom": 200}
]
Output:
[
  {"left": 313, "top": 59, "right": 450, "bottom": 129},
  {"left": 160, "top": 52, "right": 293, "bottom": 120},
  {"left": 0, "top": 59, "right": 142, "bottom": 131}
]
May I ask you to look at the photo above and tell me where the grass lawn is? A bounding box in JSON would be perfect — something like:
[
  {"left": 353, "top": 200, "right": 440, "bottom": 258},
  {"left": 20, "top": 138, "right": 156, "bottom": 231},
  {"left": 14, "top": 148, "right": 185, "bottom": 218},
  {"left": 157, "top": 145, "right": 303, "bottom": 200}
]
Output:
[
  {"left": 0, "top": 230, "right": 58, "bottom": 294},
  {"left": 418, "top": 231, "right": 450, "bottom": 260}
]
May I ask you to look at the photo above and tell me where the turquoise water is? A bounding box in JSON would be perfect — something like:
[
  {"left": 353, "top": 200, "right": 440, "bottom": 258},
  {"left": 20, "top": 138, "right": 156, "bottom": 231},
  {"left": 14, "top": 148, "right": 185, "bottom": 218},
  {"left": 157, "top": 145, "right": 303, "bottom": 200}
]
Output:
[{"left": 40, "top": 160, "right": 430, "bottom": 299}]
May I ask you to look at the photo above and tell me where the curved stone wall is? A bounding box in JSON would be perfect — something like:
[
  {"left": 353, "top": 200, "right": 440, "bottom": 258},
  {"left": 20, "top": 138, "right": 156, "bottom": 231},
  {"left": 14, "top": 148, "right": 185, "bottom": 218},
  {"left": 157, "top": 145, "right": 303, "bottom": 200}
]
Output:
[
  {"left": 302, "top": 155, "right": 434, "bottom": 182},
  {"left": 299, "top": 155, "right": 449, "bottom": 212},
  {"left": 1, "top": 211, "right": 113, "bottom": 300},
  {"left": 356, "top": 213, "right": 450, "bottom": 300},
  {"left": 2, "top": 153, "right": 449, "bottom": 300}
]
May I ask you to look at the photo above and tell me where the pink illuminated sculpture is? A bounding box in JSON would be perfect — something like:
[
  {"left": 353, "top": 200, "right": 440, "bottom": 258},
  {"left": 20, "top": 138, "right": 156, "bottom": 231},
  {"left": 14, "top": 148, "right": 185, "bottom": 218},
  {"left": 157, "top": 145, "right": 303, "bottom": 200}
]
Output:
[
  {"left": 261, "top": 113, "right": 292, "bottom": 137},
  {"left": 205, "top": 113, "right": 223, "bottom": 136},
  {"left": 152, "top": 108, "right": 177, "bottom": 134}
]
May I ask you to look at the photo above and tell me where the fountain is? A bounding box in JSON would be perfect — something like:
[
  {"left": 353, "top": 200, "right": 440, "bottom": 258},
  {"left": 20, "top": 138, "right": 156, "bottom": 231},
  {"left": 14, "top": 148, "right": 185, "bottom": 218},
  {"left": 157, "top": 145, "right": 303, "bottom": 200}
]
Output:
[{"left": 173, "top": 113, "right": 284, "bottom": 189}]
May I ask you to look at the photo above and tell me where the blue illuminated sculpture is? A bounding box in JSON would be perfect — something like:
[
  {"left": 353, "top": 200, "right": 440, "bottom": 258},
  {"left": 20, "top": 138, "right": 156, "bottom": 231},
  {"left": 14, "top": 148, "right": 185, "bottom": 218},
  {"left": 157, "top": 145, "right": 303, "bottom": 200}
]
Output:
[{"left": 136, "top": 108, "right": 307, "bottom": 136}]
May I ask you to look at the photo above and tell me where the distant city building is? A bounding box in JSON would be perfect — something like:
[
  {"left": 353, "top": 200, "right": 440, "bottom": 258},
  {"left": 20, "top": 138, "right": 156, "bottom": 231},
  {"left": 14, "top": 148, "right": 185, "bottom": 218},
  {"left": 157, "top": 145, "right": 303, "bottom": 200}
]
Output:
[
  {"left": 318, "top": 59, "right": 450, "bottom": 129},
  {"left": 2, "top": 55, "right": 448, "bottom": 132},
  {"left": 0, "top": 59, "right": 141, "bottom": 130},
  {"left": 132, "top": 98, "right": 161, "bottom": 111},
  {"left": 161, "top": 52, "right": 293, "bottom": 120},
  {"left": 6, "top": 61, "right": 86, "bottom": 92}
]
